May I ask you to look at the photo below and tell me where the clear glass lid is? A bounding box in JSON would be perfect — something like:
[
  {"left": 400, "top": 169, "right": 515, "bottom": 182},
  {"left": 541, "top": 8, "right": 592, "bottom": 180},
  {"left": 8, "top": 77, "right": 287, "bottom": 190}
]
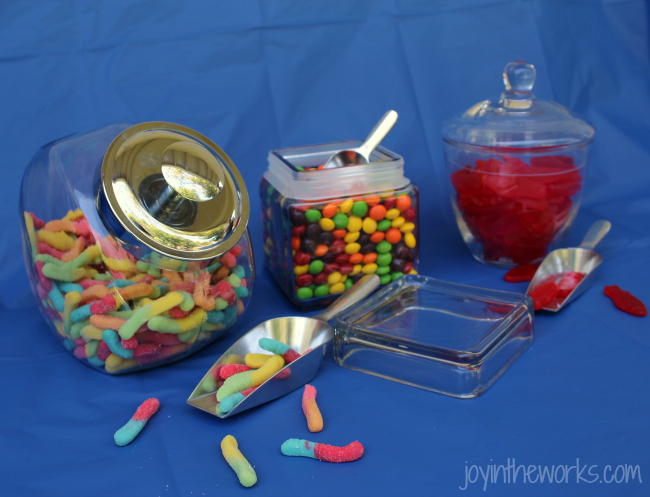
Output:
[{"left": 442, "top": 61, "right": 595, "bottom": 150}]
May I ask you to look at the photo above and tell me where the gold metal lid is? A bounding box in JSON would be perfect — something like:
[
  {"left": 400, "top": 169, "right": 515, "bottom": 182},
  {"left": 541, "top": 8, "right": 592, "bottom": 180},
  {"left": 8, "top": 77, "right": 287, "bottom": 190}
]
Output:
[{"left": 100, "top": 122, "right": 249, "bottom": 261}]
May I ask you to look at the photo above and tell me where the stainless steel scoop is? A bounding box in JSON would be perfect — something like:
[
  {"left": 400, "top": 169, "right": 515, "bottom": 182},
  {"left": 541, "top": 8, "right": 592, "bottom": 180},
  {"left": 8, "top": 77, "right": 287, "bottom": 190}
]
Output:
[
  {"left": 322, "top": 110, "right": 398, "bottom": 169},
  {"left": 187, "top": 274, "right": 380, "bottom": 418},
  {"left": 526, "top": 219, "right": 612, "bottom": 312}
]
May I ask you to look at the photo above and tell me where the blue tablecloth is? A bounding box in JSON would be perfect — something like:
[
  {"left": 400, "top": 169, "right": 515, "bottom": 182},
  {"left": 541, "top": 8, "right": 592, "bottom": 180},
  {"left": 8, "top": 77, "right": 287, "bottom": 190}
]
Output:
[{"left": 1, "top": 2, "right": 649, "bottom": 495}]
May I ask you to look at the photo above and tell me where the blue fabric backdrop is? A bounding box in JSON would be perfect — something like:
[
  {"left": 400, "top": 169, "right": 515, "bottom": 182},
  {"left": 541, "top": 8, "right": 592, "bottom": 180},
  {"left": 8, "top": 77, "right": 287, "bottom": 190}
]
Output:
[{"left": 1, "top": 1, "right": 649, "bottom": 496}]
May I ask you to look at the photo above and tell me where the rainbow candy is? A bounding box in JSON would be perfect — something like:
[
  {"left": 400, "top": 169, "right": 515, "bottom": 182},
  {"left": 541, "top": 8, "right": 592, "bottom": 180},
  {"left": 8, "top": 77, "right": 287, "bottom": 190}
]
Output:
[
  {"left": 114, "top": 398, "right": 160, "bottom": 446},
  {"left": 259, "top": 337, "right": 301, "bottom": 363},
  {"left": 216, "top": 355, "right": 284, "bottom": 401},
  {"left": 281, "top": 439, "right": 364, "bottom": 463},
  {"left": 221, "top": 435, "right": 257, "bottom": 487},
  {"left": 302, "top": 384, "right": 323, "bottom": 433}
]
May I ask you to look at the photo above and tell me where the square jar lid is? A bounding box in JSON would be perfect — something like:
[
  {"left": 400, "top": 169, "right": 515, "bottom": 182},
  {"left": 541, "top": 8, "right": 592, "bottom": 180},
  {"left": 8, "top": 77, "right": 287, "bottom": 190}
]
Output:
[{"left": 334, "top": 274, "right": 534, "bottom": 364}]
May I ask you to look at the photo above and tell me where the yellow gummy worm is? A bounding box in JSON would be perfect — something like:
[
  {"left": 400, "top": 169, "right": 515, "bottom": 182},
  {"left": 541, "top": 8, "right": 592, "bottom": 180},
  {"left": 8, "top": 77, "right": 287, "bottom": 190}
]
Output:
[
  {"left": 80, "top": 324, "right": 104, "bottom": 341},
  {"left": 118, "top": 291, "right": 184, "bottom": 340},
  {"left": 250, "top": 355, "right": 285, "bottom": 385},
  {"left": 37, "top": 229, "right": 75, "bottom": 251},
  {"left": 245, "top": 353, "right": 273, "bottom": 369},
  {"left": 24, "top": 212, "right": 38, "bottom": 259},
  {"left": 104, "top": 354, "right": 139, "bottom": 373},
  {"left": 63, "top": 291, "right": 81, "bottom": 335},
  {"left": 63, "top": 209, "right": 84, "bottom": 221},
  {"left": 147, "top": 308, "right": 207, "bottom": 334},
  {"left": 103, "top": 256, "right": 136, "bottom": 273},
  {"left": 221, "top": 435, "right": 257, "bottom": 488}
]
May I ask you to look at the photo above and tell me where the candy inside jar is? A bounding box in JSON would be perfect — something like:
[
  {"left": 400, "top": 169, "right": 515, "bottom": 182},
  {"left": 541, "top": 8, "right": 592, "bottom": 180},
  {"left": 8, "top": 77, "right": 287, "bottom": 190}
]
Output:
[
  {"left": 261, "top": 141, "right": 419, "bottom": 307},
  {"left": 442, "top": 61, "right": 595, "bottom": 267},
  {"left": 20, "top": 122, "right": 255, "bottom": 373}
]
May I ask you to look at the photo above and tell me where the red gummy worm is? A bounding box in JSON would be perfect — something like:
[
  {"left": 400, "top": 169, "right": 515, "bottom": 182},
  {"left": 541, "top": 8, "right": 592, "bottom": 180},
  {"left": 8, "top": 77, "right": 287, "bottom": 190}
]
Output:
[
  {"left": 282, "top": 349, "right": 301, "bottom": 364},
  {"left": 219, "top": 364, "right": 251, "bottom": 379},
  {"left": 529, "top": 281, "right": 559, "bottom": 310},
  {"left": 133, "top": 398, "right": 160, "bottom": 421},
  {"left": 315, "top": 441, "right": 364, "bottom": 463},
  {"left": 504, "top": 264, "right": 540, "bottom": 283},
  {"left": 604, "top": 285, "right": 647, "bottom": 317}
]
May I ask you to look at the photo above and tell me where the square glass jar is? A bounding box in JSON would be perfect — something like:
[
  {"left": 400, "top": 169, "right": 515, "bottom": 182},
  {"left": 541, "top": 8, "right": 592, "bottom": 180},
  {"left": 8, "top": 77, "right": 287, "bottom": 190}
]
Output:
[
  {"left": 261, "top": 142, "right": 419, "bottom": 308},
  {"left": 333, "top": 275, "right": 534, "bottom": 398}
]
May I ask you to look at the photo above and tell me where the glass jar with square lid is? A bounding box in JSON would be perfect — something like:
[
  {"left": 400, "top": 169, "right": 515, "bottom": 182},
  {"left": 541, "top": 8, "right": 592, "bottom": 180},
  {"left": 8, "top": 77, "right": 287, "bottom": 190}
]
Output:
[{"left": 442, "top": 61, "right": 595, "bottom": 268}]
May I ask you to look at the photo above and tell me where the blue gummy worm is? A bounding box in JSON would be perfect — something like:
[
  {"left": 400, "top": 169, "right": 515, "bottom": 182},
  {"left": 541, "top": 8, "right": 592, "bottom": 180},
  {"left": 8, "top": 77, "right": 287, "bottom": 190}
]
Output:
[
  {"left": 259, "top": 338, "right": 290, "bottom": 355},
  {"left": 114, "top": 418, "right": 146, "bottom": 446},
  {"left": 206, "top": 310, "right": 225, "bottom": 324},
  {"left": 219, "top": 392, "right": 245, "bottom": 413},
  {"left": 102, "top": 329, "right": 133, "bottom": 359},
  {"left": 48, "top": 286, "right": 65, "bottom": 312},
  {"left": 281, "top": 439, "right": 316, "bottom": 459},
  {"left": 57, "top": 282, "right": 84, "bottom": 293},
  {"left": 108, "top": 279, "right": 134, "bottom": 289},
  {"left": 70, "top": 303, "right": 93, "bottom": 323},
  {"left": 87, "top": 356, "right": 105, "bottom": 367}
]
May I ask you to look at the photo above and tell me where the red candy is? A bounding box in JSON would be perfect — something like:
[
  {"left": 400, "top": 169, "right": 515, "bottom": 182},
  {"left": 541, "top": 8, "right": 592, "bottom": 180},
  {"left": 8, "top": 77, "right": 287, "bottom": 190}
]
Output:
[
  {"left": 504, "top": 264, "right": 540, "bottom": 283},
  {"left": 219, "top": 364, "right": 251, "bottom": 379},
  {"left": 120, "top": 337, "right": 139, "bottom": 350},
  {"left": 97, "top": 340, "right": 112, "bottom": 361},
  {"left": 529, "top": 280, "right": 559, "bottom": 310},
  {"left": 221, "top": 252, "right": 236, "bottom": 268},
  {"left": 557, "top": 271, "right": 585, "bottom": 297},
  {"left": 132, "top": 343, "right": 162, "bottom": 359},
  {"left": 132, "top": 398, "right": 160, "bottom": 422},
  {"left": 451, "top": 155, "right": 581, "bottom": 264},
  {"left": 90, "top": 294, "right": 117, "bottom": 314},
  {"left": 134, "top": 330, "right": 182, "bottom": 346},
  {"left": 604, "top": 285, "right": 647, "bottom": 317},
  {"left": 169, "top": 305, "right": 196, "bottom": 319},
  {"left": 282, "top": 348, "right": 301, "bottom": 364},
  {"left": 314, "top": 441, "right": 364, "bottom": 463},
  {"left": 296, "top": 274, "right": 314, "bottom": 287}
]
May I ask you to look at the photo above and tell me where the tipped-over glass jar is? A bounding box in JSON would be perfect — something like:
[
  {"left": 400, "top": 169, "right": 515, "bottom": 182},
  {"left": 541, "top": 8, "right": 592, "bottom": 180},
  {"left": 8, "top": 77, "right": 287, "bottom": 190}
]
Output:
[
  {"left": 20, "top": 123, "right": 254, "bottom": 374},
  {"left": 261, "top": 142, "right": 419, "bottom": 308},
  {"left": 442, "top": 61, "right": 595, "bottom": 268}
]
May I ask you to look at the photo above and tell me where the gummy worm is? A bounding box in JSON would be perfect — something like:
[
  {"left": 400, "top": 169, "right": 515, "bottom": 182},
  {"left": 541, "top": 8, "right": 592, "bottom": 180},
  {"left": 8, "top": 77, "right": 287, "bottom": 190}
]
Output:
[
  {"left": 37, "top": 229, "right": 75, "bottom": 251},
  {"left": 24, "top": 212, "right": 38, "bottom": 258},
  {"left": 57, "top": 281, "right": 84, "bottom": 294},
  {"left": 48, "top": 285, "right": 65, "bottom": 312},
  {"left": 90, "top": 314, "right": 126, "bottom": 331},
  {"left": 280, "top": 439, "right": 364, "bottom": 463},
  {"left": 221, "top": 435, "right": 257, "bottom": 487},
  {"left": 63, "top": 291, "right": 81, "bottom": 335},
  {"left": 114, "top": 398, "right": 160, "bottom": 446},
  {"left": 103, "top": 329, "right": 134, "bottom": 359},
  {"left": 147, "top": 308, "right": 207, "bottom": 334},
  {"left": 118, "top": 291, "right": 184, "bottom": 340},
  {"left": 79, "top": 284, "right": 110, "bottom": 304},
  {"left": 219, "top": 386, "right": 258, "bottom": 413},
  {"left": 216, "top": 355, "right": 284, "bottom": 401},
  {"left": 245, "top": 353, "right": 274, "bottom": 369},
  {"left": 302, "top": 384, "right": 323, "bottom": 433},
  {"left": 259, "top": 337, "right": 301, "bottom": 364},
  {"left": 115, "top": 282, "right": 154, "bottom": 302}
]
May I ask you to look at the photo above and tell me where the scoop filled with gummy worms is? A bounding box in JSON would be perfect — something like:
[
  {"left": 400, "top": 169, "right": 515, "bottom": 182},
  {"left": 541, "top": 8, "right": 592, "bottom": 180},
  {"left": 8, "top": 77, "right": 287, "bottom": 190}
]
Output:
[{"left": 20, "top": 122, "right": 255, "bottom": 373}]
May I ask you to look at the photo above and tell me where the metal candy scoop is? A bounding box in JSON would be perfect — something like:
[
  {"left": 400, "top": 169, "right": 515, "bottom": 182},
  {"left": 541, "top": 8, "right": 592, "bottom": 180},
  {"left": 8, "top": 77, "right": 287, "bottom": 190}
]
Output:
[
  {"left": 322, "top": 110, "right": 398, "bottom": 169},
  {"left": 526, "top": 219, "right": 612, "bottom": 312},
  {"left": 187, "top": 274, "right": 380, "bottom": 418}
]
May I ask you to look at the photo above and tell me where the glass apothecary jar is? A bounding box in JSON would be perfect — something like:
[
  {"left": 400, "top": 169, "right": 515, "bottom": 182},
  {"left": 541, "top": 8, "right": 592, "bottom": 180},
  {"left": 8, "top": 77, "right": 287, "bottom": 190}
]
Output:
[
  {"left": 442, "top": 61, "right": 595, "bottom": 268},
  {"left": 20, "top": 122, "right": 254, "bottom": 374},
  {"left": 261, "top": 141, "right": 419, "bottom": 308}
]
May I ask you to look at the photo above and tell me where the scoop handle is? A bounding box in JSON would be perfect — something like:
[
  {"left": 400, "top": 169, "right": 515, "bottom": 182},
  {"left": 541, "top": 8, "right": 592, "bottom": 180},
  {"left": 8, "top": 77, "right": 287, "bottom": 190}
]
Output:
[
  {"left": 579, "top": 220, "right": 611, "bottom": 250},
  {"left": 315, "top": 274, "right": 380, "bottom": 322},
  {"left": 356, "top": 110, "right": 398, "bottom": 161}
]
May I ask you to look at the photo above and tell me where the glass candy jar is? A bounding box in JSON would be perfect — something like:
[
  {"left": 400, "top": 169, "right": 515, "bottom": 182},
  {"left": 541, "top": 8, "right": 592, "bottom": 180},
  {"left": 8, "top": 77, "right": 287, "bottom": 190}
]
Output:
[
  {"left": 20, "top": 122, "right": 254, "bottom": 374},
  {"left": 261, "top": 142, "right": 419, "bottom": 308},
  {"left": 442, "top": 61, "right": 595, "bottom": 267}
]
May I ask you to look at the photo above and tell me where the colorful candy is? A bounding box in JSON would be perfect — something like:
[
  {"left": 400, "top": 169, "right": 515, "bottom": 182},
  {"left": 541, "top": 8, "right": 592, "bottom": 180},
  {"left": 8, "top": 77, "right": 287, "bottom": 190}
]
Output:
[
  {"left": 260, "top": 179, "right": 418, "bottom": 304},
  {"left": 604, "top": 285, "right": 647, "bottom": 317},
  {"left": 281, "top": 439, "right": 364, "bottom": 463},
  {"left": 216, "top": 355, "right": 284, "bottom": 401},
  {"left": 259, "top": 337, "right": 301, "bottom": 364},
  {"left": 302, "top": 384, "right": 323, "bottom": 433},
  {"left": 451, "top": 155, "right": 582, "bottom": 264},
  {"left": 114, "top": 398, "right": 160, "bottom": 446},
  {"left": 22, "top": 210, "right": 253, "bottom": 374},
  {"left": 221, "top": 435, "right": 257, "bottom": 487}
]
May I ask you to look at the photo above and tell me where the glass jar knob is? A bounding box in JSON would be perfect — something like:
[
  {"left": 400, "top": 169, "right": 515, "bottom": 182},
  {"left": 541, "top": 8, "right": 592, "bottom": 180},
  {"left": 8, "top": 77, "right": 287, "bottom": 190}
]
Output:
[{"left": 501, "top": 61, "right": 536, "bottom": 109}]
